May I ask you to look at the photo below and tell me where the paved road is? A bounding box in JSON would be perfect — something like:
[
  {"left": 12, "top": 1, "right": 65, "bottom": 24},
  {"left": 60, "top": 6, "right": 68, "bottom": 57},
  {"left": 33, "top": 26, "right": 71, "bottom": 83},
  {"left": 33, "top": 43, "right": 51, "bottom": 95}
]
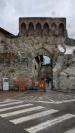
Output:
[
  {"left": 17, "top": 91, "right": 75, "bottom": 104},
  {"left": 0, "top": 95, "right": 75, "bottom": 133}
]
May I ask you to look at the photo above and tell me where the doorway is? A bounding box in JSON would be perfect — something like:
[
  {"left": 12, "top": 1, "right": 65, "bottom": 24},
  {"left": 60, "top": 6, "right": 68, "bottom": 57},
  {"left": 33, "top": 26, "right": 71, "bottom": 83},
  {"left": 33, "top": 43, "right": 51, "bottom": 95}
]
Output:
[{"left": 32, "top": 54, "right": 53, "bottom": 90}]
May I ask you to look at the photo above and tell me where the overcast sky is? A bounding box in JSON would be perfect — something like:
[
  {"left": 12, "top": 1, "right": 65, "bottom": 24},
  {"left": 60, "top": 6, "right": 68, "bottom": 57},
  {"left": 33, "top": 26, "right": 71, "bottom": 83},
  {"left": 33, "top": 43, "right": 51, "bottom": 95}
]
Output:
[{"left": 0, "top": 0, "right": 75, "bottom": 39}]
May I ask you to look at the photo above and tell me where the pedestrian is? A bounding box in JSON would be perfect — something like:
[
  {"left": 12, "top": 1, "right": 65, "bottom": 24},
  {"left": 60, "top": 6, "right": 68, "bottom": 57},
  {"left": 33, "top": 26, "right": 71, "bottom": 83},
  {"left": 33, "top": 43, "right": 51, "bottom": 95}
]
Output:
[
  {"left": 46, "top": 78, "right": 49, "bottom": 87},
  {"left": 35, "top": 80, "right": 38, "bottom": 90},
  {"left": 46, "top": 77, "right": 52, "bottom": 89},
  {"left": 39, "top": 78, "right": 46, "bottom": 92}
]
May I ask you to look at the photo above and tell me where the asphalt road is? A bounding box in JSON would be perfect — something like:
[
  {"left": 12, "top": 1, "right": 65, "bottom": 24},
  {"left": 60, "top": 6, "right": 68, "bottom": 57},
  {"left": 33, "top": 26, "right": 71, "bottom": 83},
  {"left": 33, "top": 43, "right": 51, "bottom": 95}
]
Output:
[{"left": 0, "top": 92, "right": 75, "bottom": 133}]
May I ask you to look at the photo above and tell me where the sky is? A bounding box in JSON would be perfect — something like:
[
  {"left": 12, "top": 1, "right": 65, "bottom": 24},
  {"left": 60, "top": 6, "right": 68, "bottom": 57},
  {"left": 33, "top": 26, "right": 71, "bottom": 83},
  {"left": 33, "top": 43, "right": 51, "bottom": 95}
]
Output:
[
  {"left": 43, "top": 56, "right": 50, "bottom": 65},
  {"left": 0, "top": 0, "right": 75, "bottom": 39},
  {"left": 58, "top": 45, "right": 75, "bottom": 54}
]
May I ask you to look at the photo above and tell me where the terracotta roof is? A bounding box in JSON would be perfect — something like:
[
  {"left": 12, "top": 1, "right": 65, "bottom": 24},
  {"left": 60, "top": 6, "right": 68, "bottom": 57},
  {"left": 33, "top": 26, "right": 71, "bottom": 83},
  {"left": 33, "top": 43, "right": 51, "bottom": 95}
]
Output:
[{"left": 0, "top": 27, "right": 15, "bottom": 37}]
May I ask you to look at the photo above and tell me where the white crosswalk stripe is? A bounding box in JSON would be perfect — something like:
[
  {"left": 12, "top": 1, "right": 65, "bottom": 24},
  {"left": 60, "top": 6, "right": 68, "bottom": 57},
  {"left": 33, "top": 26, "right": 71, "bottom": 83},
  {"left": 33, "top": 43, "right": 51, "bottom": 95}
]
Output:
[
  {"left": 0, "top": 99, "right": 21, "bottom": 104},
  {"left": 0, "top": 101, "right": 23, "bottom": 107},
  {"left": 0, "top": 103, "right": 33, "bottom": 112},
  {"left": 25, "top": 114, "right": 75, "bottom": 133},
  {"left": 0, "top": 106, "right": 45, "bottom": 117},
  {"left": 0, "top": 99, "right": 75, "bottom": 133},
  {"left": 10, "top": 109, "right": 59, "bottom": 124},
  {"left": 0, "top": 100, "right": 12, "bottom": 104}
]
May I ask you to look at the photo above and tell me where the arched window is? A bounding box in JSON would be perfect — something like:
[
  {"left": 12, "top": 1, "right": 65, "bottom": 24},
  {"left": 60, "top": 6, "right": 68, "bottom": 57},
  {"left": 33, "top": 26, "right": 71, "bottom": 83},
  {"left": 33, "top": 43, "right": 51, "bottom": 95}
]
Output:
[
  {"left": 21, "top": 23, "right": 27, "bottom": 35},
  {"left": 36, "top": 23, "right": 42, "bottom": 36},
  {"left": 51, "top": 23, "right": 57, "bottom": 35},
  {"left": 43, "top": 23, "right": 49, "bottom": 36},
  {"left": 59, "top": 23, "right": 64, "bottom": 36},
  {"left": 28, "top": 22, "right": 34, "bottom": 36}
]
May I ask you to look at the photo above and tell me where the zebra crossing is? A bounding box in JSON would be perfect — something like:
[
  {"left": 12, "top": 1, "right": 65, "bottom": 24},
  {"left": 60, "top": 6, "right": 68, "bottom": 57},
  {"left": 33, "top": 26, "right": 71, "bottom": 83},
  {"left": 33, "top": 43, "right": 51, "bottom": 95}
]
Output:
[
  {"left": 25, "top": 114, "right": 75, "bottom": 133},
  {"left": 0, "top": 99, "right": 75, "bottom": 133}
]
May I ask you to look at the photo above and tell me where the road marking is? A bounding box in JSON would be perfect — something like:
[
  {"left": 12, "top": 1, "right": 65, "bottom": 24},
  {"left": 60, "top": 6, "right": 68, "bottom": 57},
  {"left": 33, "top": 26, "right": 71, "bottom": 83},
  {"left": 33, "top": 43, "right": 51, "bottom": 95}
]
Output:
[
  {"left": 34, "top": 99, "right": 75, "bottom": 104},
  {"left": 56, "top": 99, "right": 75, "bottom": 104},
  {"left": 36, "top": 101, "right": 54, "bottom": 104},
  {"left": 17, "top": 96, "right": 75, "bottom": 104},
  {"left": 0, "top": 104, "right": 33, "bottom": 112},
  {"left": 64, "top": 127, "right": 75, "bottom": 133},
  {"left": 0, "top": 100, "right": 12, "bottom": 104},
  {"left": 25, "top": 114, "right": 75, "bottom": 133},
  {"left": 43, "top": 96, "right": 55, "bottom": 102},
  {"left": 0, "top": 106, "right": 45, "bottom": 117},
  {"left": 0, "top": 101, "right": 23, "bottom": 107},
  {"left": 10, "top": 109, "right": 58, "bottom": 124},
  {"left": 4, "top": 99, "right": 22, "bottom": 102},
  {"left": 0, "top": 99, "right": 21, "bottom": 104}
]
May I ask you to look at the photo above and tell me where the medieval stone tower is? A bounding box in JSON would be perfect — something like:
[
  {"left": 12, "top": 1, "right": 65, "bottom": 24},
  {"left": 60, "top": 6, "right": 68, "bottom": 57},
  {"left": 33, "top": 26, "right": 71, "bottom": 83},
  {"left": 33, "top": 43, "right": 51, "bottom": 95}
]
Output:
[
  {"left": 0, "top": 17, "right": 75, "bottom": 90},
  {"left": 18, "top": 17, "right": 67, "bottom": 81}
]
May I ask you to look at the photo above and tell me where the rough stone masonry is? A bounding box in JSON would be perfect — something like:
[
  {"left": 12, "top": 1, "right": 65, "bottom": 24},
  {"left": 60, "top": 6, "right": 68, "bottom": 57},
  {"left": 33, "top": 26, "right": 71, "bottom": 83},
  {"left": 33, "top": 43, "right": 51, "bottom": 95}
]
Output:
[{"left": 0, "top": 17, "right": 75, "bottom": 91}]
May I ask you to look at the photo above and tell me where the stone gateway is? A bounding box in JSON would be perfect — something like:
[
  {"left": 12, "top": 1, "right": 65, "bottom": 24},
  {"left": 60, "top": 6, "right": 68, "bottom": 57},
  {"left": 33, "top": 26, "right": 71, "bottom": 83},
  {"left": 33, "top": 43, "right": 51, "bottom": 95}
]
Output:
[{"left": 0, "top": 17, "right": 75, "bottom": 91}]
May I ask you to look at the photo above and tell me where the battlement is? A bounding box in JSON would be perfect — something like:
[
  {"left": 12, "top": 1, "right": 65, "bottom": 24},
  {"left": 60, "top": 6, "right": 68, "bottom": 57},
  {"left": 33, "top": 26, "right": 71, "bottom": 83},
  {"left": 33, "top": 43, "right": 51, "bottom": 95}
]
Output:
[{"left": 19, "top": 17, "right": 67, "bottom": 37}]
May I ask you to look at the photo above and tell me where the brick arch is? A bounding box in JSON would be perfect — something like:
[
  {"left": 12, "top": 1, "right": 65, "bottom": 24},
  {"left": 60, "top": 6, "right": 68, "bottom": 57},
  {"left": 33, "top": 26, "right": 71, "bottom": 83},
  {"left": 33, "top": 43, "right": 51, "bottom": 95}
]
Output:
[
  {"left": 28, "top": 22, "right": 34, "bottom": 36},
  {"left": 36, "top": 23, "right": 42, "bottom": 35},
  {"left": 59, "top": 23, "right": 64, "bottom": 36},
  {"left": 21, "top": 22, "right": 27, "bottom": 35},
  {"left": 43, "top": 23, "right": 49, "bottom": 35}
]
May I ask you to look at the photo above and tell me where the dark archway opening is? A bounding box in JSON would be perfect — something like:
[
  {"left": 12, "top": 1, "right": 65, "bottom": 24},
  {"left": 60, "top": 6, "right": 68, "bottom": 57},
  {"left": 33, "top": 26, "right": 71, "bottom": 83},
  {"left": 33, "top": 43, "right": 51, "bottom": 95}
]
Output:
[
  {"left": 21, "top": 23, "right": 27, "bottom": 36},
  {"left": 43, "top": 23, "right": 49, "bottom": 36},
  {"left": 59, "top": 23, "right": 64, "bottom": 36},
  {"left": 36, "top": 23, "right": 42, "bottom": 36},
  {"left": 32, "top": 54, "right": 53, "bottom": 90}
]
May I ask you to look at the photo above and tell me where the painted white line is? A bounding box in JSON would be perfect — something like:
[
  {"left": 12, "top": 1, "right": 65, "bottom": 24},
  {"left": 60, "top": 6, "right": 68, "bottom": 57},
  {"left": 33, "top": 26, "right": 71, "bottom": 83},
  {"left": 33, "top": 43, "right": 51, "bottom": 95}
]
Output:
[
  {"left": 0, "top": 101, "right": 23, "bottom": 107},
  {"left": 34, "top": 99, "right": 75, "bottom": 104},
  {"left": 49, "top": 99, "right": 55, "bottom": 102},
  {"left": 0, "top": 100, "right": 13, "bottom": 104},
  {"left": 0, "top": 106, "right": 45, "bottom": 117},
  {"left": 43, "top": 96, "right": 55, "bottom": 102},
  {"left": 10, "top": 109, "right": 58, "bottom": 124},
  {"left": 0, "top": 99, "right": 21, "bottom": 104},
  {"left": 0, "top": 104, "right": 33, "bottom": 112},
  {"left": 64, "top": 127, "right": 75, "bottom": 133},
  {"left": 4, "top": 99, "right": 22, "bottom": 102},
  {"left": 35, "top": 101, "right": 54, "bottom": 104},
  {"left": 25, "top": 114, "right": 75, "bottom": 133},
  {"left": 56, "top": 99, "right": 75, "bottom": 104}
]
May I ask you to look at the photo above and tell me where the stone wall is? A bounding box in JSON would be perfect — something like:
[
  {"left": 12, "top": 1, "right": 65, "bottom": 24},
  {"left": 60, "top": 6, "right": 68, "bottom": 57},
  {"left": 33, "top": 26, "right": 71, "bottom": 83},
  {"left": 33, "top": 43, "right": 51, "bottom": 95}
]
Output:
[
  {"left": 53, "top": 53, "right": 75, "bottom": 91},
  {"left": 0, "top": 17, "right": 75, "bottom": 91}
]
